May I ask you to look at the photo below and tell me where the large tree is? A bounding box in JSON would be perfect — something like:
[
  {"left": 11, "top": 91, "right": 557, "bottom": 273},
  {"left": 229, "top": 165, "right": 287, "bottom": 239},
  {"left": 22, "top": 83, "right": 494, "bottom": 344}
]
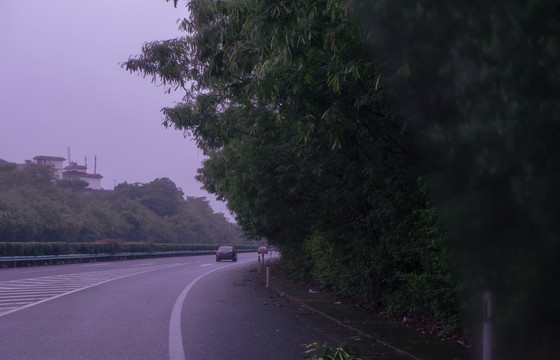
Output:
[
  {"left": 349, "top": 0, "right": 560, "bottom": 358},
  {"left": 125, "top": 0, "right": 417, "bottom": 241},
  {"left": 125, "top": 0, "right": 459, "bottom": 338},
  {"left": 125, "top": 0, "right": 560, "bottom": 356}
]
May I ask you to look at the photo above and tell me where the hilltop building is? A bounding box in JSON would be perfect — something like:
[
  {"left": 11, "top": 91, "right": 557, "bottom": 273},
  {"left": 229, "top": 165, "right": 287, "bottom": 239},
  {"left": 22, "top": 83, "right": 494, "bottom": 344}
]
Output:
[
  {"left": 30, "top": 155, "right": 66, "bottom": 179},
  {"left": 12, "top": 154, "right": 104, "bottom": 190},
  {"left": 63, "top": 161, "right": 103, "bottom": 190}
]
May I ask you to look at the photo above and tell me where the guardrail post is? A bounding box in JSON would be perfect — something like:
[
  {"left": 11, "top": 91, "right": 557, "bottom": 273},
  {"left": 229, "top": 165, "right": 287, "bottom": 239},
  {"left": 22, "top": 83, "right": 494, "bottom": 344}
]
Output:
[{"left": 258, "top": 255, "right": 261, "bottom": 273}]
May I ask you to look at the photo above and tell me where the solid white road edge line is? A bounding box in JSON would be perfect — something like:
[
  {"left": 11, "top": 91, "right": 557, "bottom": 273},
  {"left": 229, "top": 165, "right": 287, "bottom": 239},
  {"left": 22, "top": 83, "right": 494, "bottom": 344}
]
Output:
[{"left": 168, "top": 259, "right": 252, "bottom": 360}]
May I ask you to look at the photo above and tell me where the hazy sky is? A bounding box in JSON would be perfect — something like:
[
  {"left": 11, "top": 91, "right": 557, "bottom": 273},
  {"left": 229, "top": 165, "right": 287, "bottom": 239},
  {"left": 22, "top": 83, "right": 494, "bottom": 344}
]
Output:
[{"left": 0, "top": 1, "right": 232, "bottom": 219}]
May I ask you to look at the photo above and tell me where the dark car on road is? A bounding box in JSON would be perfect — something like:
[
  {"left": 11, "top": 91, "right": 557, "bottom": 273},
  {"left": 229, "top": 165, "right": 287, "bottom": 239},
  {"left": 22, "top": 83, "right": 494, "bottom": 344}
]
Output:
[{"left": 216, "top": 246, "right": 237, "bottom": 262}]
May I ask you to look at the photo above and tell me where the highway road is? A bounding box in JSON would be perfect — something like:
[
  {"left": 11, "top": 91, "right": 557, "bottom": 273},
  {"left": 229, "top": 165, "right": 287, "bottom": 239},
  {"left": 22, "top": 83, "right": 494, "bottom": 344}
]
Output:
[{"left": 0, "top": 253, "right": 332, "bottom": 360}]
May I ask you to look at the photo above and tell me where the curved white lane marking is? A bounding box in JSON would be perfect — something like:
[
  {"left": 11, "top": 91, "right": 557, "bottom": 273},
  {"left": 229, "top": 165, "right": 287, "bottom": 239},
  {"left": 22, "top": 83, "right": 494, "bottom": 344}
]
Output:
[{"left": 168, "top": 260, "right": 251, "bottom": 360}]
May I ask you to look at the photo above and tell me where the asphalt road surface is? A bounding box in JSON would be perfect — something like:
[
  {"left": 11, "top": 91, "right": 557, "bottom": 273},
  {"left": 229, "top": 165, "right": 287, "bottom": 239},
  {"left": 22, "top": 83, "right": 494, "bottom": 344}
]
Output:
[{"left": 0, "top": 253, "right": 331, "bottom": 360}]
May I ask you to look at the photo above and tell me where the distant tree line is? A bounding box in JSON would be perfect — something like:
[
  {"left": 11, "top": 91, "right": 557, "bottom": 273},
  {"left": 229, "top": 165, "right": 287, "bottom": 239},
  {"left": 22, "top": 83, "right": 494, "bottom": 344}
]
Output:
[
  {"left": 0, "top": 162, "right": 244, "bottom": 246},
  {"left": 124, "top": 0, "right": 560, "bottom": 356}
]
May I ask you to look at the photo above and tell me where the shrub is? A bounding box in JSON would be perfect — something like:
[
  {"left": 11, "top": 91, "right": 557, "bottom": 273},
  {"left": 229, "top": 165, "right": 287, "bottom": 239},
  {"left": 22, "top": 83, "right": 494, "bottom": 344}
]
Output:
[{"left": 304, "top": 341, "right": 362, "bottom": 360}]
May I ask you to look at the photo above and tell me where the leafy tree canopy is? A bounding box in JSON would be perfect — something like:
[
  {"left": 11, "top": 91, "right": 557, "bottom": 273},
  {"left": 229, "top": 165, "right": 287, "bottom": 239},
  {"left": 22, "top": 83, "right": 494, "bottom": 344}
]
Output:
[
  {"left": 348, "top": 0, "right": 560, "bottom": 357},
  {"left": 125, "top": 0, "right": 559, "bottom": 355},
  {"left": 57, "top": 179, "right": 89, "bottom": 191},
  {"left": 0, "top": 166, "right": 243, "bottom": 245},
  {"left": 126, "top": 0, "right": 560, "bottom": 355},
  {"left": 124, "top": 0, "right": 460, "bottom": 343}
]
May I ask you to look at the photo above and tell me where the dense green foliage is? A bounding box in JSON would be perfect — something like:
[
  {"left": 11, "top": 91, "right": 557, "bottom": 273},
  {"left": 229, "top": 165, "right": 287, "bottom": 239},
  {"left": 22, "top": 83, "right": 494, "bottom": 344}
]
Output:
[
  {"left": 0, "top": 163, "right": 244, "bottom": 246},
  {"left": 349, "top": 1, "right": 560, "bottom": 357},
  {"left": 125, "top": 0, "right": 461, "bottom": 337},
  {"left": 126, "top": 0, "right": 559, "bottom": 356}
]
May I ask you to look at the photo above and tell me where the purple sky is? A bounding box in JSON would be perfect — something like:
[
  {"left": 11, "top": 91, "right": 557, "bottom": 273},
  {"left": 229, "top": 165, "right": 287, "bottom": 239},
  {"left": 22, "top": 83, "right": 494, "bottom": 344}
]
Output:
[{"left": 0, "top": 1, "right": 232, "bottom": 219}]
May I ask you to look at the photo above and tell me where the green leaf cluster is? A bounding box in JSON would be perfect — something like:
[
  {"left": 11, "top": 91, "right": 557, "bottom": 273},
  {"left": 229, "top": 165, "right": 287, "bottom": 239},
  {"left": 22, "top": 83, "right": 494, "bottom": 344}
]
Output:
[
  {"left": 350, "top": 0, "right": 560, "bottom": 356},
  {"left": 125, "top": 0, "right": 462, "bottom": 336},
  {"left": 305, "top": 341, "right": 362, "bottom": 360}
]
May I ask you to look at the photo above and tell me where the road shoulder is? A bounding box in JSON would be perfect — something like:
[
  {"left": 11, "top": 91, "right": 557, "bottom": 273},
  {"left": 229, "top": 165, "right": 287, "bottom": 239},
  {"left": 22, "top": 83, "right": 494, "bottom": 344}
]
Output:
[{"left": 247, "top": 259, "right": 469, "bottom": 360}]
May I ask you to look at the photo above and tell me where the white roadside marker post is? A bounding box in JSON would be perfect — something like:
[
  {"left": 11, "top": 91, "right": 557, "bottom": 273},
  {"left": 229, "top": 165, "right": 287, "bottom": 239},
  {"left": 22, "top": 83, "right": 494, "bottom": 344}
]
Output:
[
  {"left": 482, "top": 292, "right": 492, "bottom": 360},
  {"left": 266, "top": 259, "right": 270, "bottom": 288}
]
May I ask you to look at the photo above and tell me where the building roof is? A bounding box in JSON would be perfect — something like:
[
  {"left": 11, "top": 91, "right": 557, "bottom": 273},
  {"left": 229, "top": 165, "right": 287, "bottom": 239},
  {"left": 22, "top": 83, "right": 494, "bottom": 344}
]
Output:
[
  {"left": 63, "top": 170, "right": 103, "bottom": 179},
  {"left": 33, "top": 155, "right": 66, "bottom": 161},
  {"left": 64, "top": 163, "right": 87, "bottom": 172}
]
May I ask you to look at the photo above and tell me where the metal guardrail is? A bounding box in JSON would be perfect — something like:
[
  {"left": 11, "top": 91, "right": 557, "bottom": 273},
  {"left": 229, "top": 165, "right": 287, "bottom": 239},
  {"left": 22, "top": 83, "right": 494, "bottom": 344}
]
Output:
[{"left": 0, "top": 248, "right": 258, "bottom": 268}]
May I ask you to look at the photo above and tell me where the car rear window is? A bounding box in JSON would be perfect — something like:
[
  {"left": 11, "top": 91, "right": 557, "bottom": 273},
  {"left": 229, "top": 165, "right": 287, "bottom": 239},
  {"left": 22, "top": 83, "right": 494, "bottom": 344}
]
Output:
[{"left": 218, "top": 246, "right": 233, "bottom": 252}]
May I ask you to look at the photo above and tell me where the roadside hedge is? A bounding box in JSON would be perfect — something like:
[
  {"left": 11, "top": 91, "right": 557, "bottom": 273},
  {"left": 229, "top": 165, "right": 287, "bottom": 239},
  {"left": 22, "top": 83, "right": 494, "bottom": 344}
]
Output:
[{"left": 0, "top": 242, "right": 256, "bottom": 257}]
